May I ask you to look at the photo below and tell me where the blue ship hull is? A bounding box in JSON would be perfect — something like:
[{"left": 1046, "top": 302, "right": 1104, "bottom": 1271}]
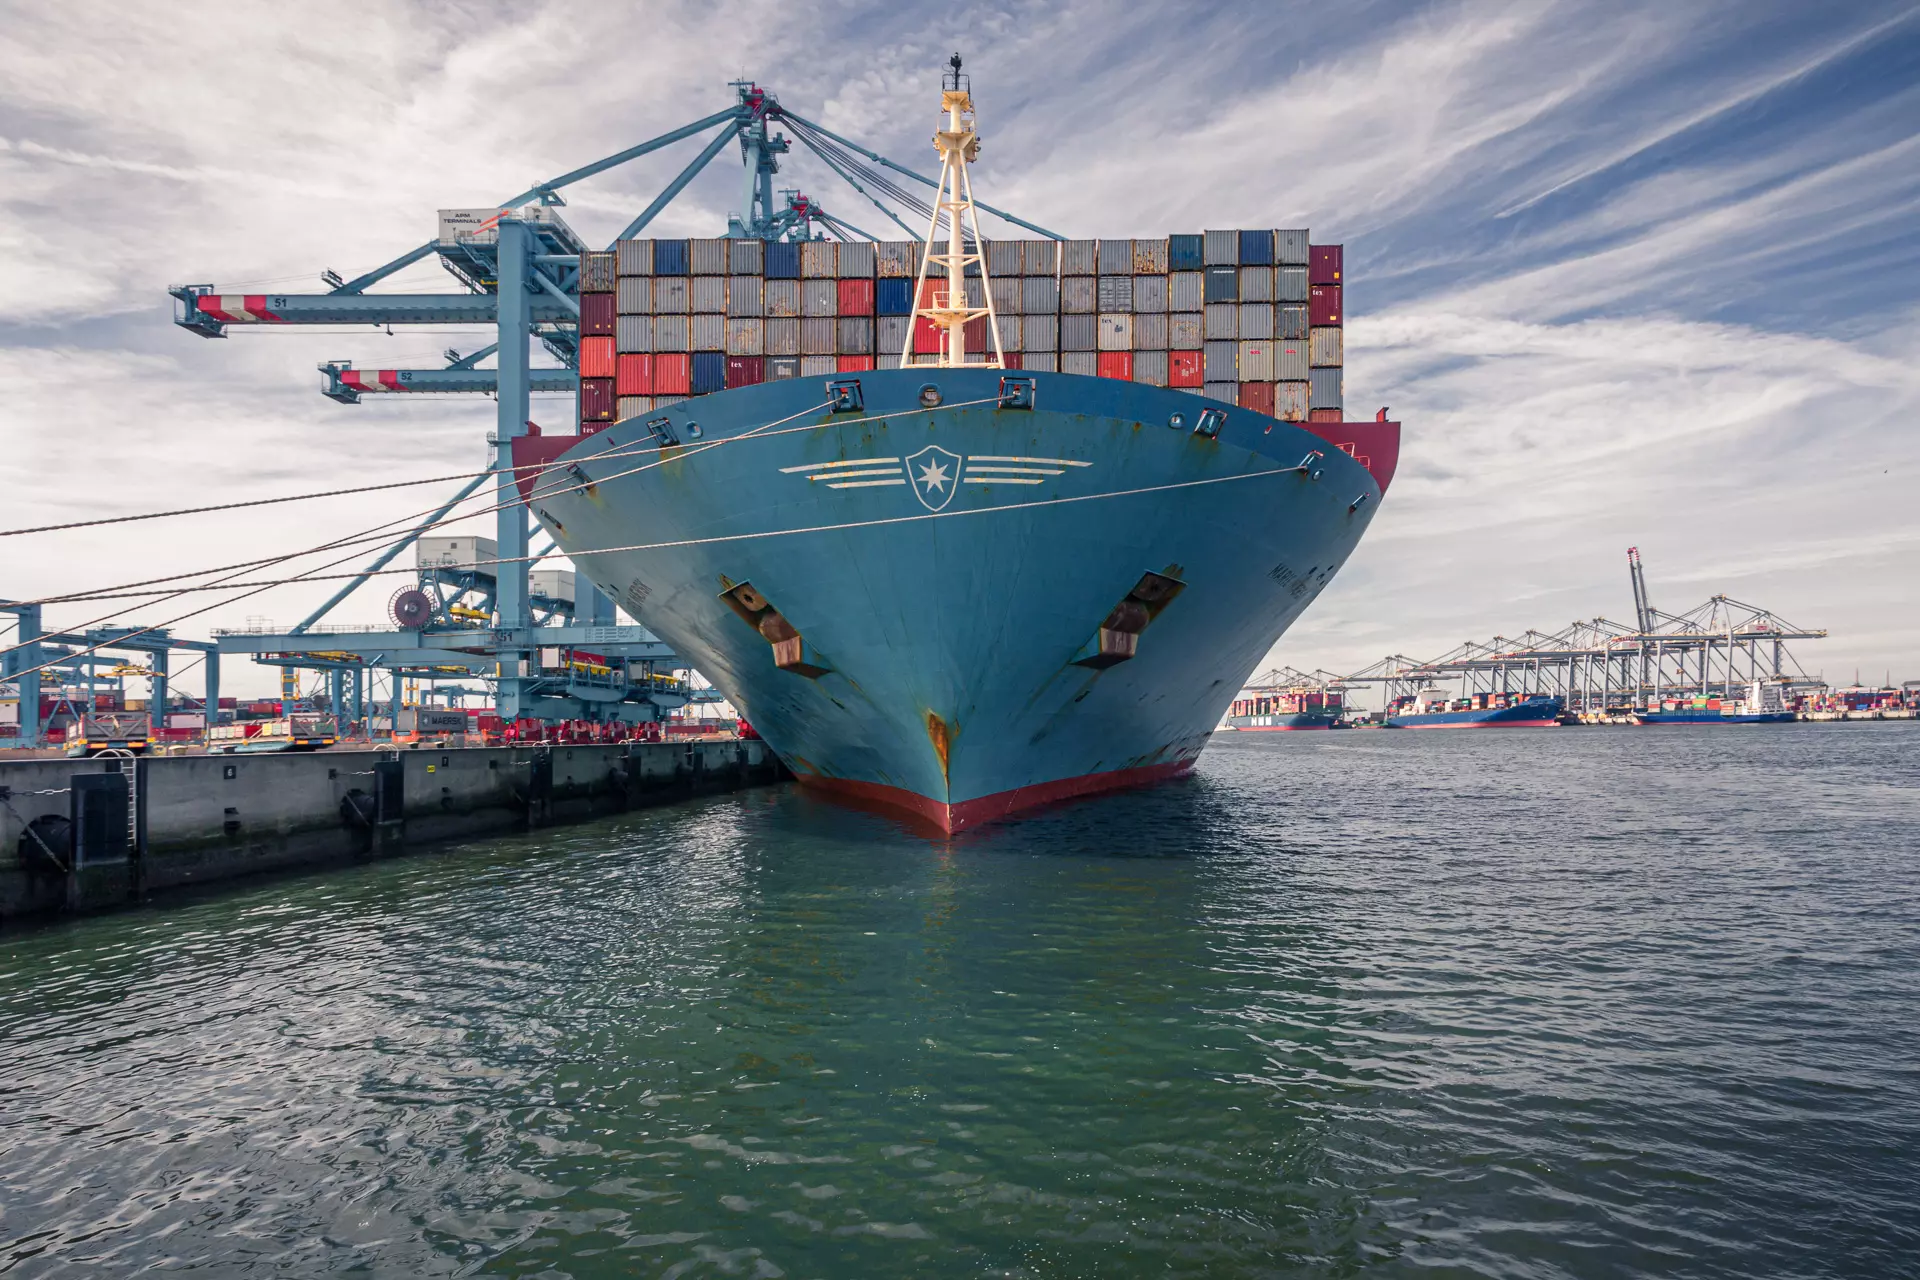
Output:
[
  {"left": 525, "top": 370, "right": 1390, "bottom": 829},
  {"left": 1387, "top": 697, "right": 1565, "bottom": 729}
]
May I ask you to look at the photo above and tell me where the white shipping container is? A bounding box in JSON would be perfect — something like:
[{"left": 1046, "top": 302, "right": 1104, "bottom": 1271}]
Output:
[
  {"left": 1097, "top": 313, "right": 1133, "bottom": 350},
  {"left": 991, "top": 277, "right": 1021, "bottom": 314},
  {"left": 1132, "top": 275, "right": 1169, "bottom": 313},
  {"left": 687, "top": 310, "right": 721, "bottom": 351},
  {"left": 417, "top": 536, "right": 498, "bottom": 573},
  {"left": 617, "top": 394, "right": 654, "bottom": 418},
  {"left": 1275, "top": 381, "right": 1310, "bottom": 421},
  {"left": 1024, "top": 240, "right": 1058, "bottom": 276},
  {"left": 689, "top": 238, "right": 728, "bottom": 274},
  {"left": 1132, "top": 349, "right": 1169, "bottom": 386},
  {"left": 167, "top": 713, "right": 205, "bottom": 729},
  {"left": 800, "top": 241, "right": 837, "bottom": 278},
  {"left": 1204, "top": 340, "right": 1237, "bottom": 382},
  {"left": 801, "top": 279, "right": 838, "bottom": 317},
  {"left": 1169, "top": 271, "right": 1205, "bottom": 311},
  {"left": 727, "top": 318, "right": 764, "bottom": 356},
  {"left": 1238, "top": 340, "right": 1274, "bottom": 381},
  {"left": 1132, "top": 312, "right": 1169, "bottom": 350},
  {"left": 877, "top": 315, "right": 911, "bottom": 353},
  {"left": 1239, "top": 303, "right": 1274, "bottom": 340},
  {"left": 837, "top": 241, "right": 876, "bottom": 277},
  {"left": 1239, "top": 266, "right": 1275, "bottom": 303},
  {"left": 1061, "top": 276, "right": 1096, "bottom": 313},
  {"left": 1061, "top": 313, "right": 1097, "bottom": 351},
  {"left": 1203, "top": 230, "right": 1238, "bottom": 265},
  {"left": 653, "top": 315, "right": 691, "bottom": 352},
  {"left": 1169, "top": 313, "right": 1203, "bottom": 348},
  {"left": 1310, "top": 326, "right": 1343, "bottom": 366},
  {"left": 1022, "top": 277, "right": 1059, "bottom": 314},
  {"left": 1023, "top": 313, "right": 1058, "bottom": 351},
  {"left": 1062, "top": 240, "right": 1097, "bottom": 274},
  {"left": 1021, "top": 351, "right": 1058, "bottom": 373},
  {"left": 728, "top": 238, "right": 763, "bottom": 274},
  {"left": 765, "top": 278, "right": 801, "bottom": 318},
  {"left": 1274, "top": 339, "right": 1310, "bottom": 381},
  {"left": 616, "top": 314, "right": 653, "bottom": 353},
  {"left": 1205, "top": 303, "right": 1238, "bottom": 341},
  {"left": 801, "top": 317, "right": 835, "bottom": 355},
  {"left": 1098, "top": 239, "right": 1132, "bottom": 274},
  {"left": 653, "top": 276, "right": 690, "bottom": 313},
  {"left": 617, "top": 277, "right": 651, "bottom": 314},
  {"left": 617, "top": 238, "right": 654, "bottom": 275},
  {"left": 727, "top": 277, "right": 763, "bottom": 317},
  {"left": 690, "top": 276, "right": 727, "bottom": 313},
  {"left": 1061, "top": 350, "right": 1097, "bottom": 376},
  {"left": 1275, "top": 229, "right": 1310, "bottom": 266},
  {"left": 1097, "top": 276, "right": 1133, "bottom": 311},
  {"left": 986, "top": 240, "right": 1023, "bottom": 277},
  {"left": 995, "top": 313, "right": 1022, "bottom": 351},
  {"left": 766, "top": 317, "right": 801, "bottom": 356},
  {"left": 1204, "top": 380, "right": 1239, "bottom": 403},
  {"left": 800, "top": 354, "right": 837, "bottom": 377}
]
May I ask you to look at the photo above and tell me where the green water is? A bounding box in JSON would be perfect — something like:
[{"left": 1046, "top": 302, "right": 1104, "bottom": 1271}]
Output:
[{"left": 3, "top": 725, "right": 1917, "bottom": 1276}]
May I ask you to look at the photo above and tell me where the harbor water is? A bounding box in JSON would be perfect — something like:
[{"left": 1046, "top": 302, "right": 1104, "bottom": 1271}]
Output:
[{"left": 3, "top": 724, "right": 1916, "bottom": 1277}]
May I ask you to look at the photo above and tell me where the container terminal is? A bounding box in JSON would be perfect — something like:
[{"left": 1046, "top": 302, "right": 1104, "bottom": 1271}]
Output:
[
  {"left": 1, "top": 62, "right": 1402, "bottom": 915},
  {"left": 1227, "top": 548, "right": 1918, "bottom": 728}
]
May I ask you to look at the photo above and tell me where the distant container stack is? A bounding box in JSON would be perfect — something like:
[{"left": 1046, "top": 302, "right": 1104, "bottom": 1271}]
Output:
[{"left": 574, "top": 230, "right": 1345, "bottom": 431}]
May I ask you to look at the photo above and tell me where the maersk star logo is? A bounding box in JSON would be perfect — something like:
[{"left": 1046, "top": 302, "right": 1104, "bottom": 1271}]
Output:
[{"left": 905, "top": 445, "right": 962, "bottom": 511}]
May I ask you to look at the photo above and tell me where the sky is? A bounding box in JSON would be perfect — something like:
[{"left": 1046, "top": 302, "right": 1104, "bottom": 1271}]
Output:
[{"left": 1, "top": 0, "right": 1916, "bottom": 700}]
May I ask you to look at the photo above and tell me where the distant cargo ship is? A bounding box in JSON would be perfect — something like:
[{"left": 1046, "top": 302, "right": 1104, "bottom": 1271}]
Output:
[
  {"left": 518, "top": 67, "right": 1400, "bottom": 831},
  {"left": 1636, "top": 681, "right": 1794, "bottom": 724},
  {"left": 1386, "top": 690, "right": 1564, "bottom": 728},
  {"left": 1226, "top": 679, "right": 1344, "bottom": 730}
]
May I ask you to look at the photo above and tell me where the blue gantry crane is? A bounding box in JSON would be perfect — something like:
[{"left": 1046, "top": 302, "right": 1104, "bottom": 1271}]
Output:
[{"left": 167, "top": 78, "right": 1061, "bottom": 731}]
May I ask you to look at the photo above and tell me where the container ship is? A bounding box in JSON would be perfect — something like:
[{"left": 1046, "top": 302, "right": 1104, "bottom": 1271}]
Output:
[
  {"left": 1385, "top": 690, "right": 1564, "bottom": 729},
  {"left": 514, "top": 70, "right": 1399, "bottom": 830},
  {"left": 1636, "top": 681, "right": 1793, "bottom": 724},
  {"left": 1226, "top": 676, "right": 1345, "bottom": 730}
]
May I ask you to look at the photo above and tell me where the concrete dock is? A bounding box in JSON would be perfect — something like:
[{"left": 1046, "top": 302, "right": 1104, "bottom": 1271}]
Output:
[{"left": 0, "top": 739, "right": 785, "bottom": 925}]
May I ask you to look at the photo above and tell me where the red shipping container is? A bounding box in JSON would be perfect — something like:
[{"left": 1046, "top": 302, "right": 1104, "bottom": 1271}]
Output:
[
  {"left": 615, "top": 353, "right": 652, "bottom": 395},
  {"left": 913, "top": 315, "right": 943, "bottom": 354},
  {"left": 579, "top": 291, "right": 617, "bottom": 336},
  {"left": 837, "top": 278, "right": 875, "bottom": 316},
  {"left": 580, "top": 377, "right": 615, "bottom": 421},
  {"left": 653, "top": 353, "right": 691, "bottom": 395},
  {"left": 1308, "top": 285, "right": 1342, "bottom": 327},
  {"left": 916, "top": 278, "right": 941, "bottom": 308},
  {"left": 1000, "top": 352, "right": 1022, "bottom": 370},
  {"left": 963, "top": 315, "right": 988, "bottom": 355},
  {"left": 1168, "top": 350, "right": 1204, "bottom": 387},
  {"left": 727, "top": 355, "right": 765, "bottom": 386},
  {"left": 1308, "top": 244, "right": 1343, "bottom": 286},
  {"left": 835, "top": 354, "right": 874, "bottom": 372},
  {"left": 1238, "top": 381, "right": 1276, "bottom": 415},
  {"left": 578, "top": 335, "right": 617, "bottom": 377},
  {"left": 1097, "top": 351, "right": 1133, "bottom": 381},
  {"left": 1309, "top": 407, "right": 1343, "bottom": 422}
]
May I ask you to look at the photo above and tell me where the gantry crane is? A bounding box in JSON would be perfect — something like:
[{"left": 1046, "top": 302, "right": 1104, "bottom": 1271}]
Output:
[{"left": 168, "top": 75, "right": 1059, "bottom": 729}]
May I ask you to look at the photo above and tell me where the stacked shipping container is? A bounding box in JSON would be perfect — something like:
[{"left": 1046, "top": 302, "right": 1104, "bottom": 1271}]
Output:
[{"left": 580, "top": 231, "right": 1345, "bottom": 429}]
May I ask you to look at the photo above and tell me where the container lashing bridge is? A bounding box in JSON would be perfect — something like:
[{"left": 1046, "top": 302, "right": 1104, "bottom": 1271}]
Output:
[{"left": 167, "top": 75, "right": 1060, "bottom": 731}]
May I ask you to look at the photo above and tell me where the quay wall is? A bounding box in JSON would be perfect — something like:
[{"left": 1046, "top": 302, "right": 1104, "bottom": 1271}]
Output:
[{"left": 0, "top": 739, "right": 785, "bottom": 924}]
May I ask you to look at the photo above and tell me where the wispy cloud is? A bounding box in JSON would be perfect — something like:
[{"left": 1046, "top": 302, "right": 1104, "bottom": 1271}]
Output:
[{"left": 0, "top": 0, "right": 1914, "bottom": 692}]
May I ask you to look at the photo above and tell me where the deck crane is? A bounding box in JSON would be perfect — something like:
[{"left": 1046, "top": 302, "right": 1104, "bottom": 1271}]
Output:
[{"left": 168, "top": 77, "right": 1062, "bottom": 731}]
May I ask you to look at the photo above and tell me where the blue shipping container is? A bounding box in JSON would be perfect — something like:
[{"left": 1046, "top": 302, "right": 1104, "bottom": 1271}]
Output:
[
  {"left": 1204, "top": 265, "right": 1239, "bottom": 303},
  {"left": 654, "top": 239, "right": 690, "bottom": 276},
  {"left": 876, "top": 277, "right": 913, "bottom": 316},
  {"left": 765, "top": 240, "right": 801, "bottom": 279},
  {"left": 691, "top": 351, "right": 726, "bottom": 395},
  {"left": 1167, "top": 234, "right": 1204, "bottom": 271},
  {"left": 1238, "top": 229, "right": 1274, "bottom": 266}
]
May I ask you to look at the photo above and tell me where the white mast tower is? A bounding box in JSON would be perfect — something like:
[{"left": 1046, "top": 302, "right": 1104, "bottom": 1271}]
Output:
[{"left": 901, "top": 54, "right": 1004, "bottom": 369}]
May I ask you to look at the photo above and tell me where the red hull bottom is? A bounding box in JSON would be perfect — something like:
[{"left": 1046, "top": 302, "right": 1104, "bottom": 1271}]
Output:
[
  {"left": 1231, "top": 724, "right": 1331, "bottom": 731},
  {"left": 798, "top": 759, "right": 1196, "bottom": 834},
  {"left": 1395, "top": 719, "right": 1561, "bottom": 730}
]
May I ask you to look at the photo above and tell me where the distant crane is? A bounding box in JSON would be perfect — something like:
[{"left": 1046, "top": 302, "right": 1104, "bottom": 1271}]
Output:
[{"left": 1627, "top": 546, "right": 1657, "bottom": 633}]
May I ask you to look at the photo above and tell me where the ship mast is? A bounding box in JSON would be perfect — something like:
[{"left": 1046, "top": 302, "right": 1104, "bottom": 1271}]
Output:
[{"left": 902, "top": 53, "right": 1004, "bottom": 369}]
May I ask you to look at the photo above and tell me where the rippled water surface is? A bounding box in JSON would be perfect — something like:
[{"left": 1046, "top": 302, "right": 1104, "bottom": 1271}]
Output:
[{"left": 3, "top": 724, "right": 1918, "bottom": 1277}]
